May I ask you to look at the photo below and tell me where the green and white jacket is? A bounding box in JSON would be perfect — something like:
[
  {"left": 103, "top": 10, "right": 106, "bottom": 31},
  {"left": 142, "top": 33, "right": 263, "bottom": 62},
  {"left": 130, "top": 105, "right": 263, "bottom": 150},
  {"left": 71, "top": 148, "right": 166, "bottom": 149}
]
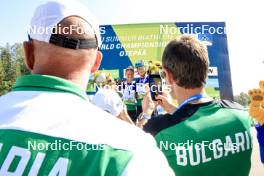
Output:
[{"left": 0, "top": 74, "right": 173, "bottom": 176}]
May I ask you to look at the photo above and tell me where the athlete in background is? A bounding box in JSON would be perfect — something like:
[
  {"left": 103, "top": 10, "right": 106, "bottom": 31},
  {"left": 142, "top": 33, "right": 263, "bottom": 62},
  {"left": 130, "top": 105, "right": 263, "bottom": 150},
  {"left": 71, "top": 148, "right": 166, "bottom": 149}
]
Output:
[
  {"left": 135, "top": 60, "right": 149, "bottom": 117},
  {"left": 122, "top": 66, "right": 137, "bottom": 122}
]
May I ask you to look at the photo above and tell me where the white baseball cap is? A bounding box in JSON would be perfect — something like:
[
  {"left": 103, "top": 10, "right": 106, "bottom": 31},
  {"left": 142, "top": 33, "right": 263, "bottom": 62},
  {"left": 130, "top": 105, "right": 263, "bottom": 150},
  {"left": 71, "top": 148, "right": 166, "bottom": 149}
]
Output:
[
  {"left": 28, "top": 0, "right": 101, "bottom": 47},
  {"left": 91, "top": 89, "right": 124, "bottom": 117}
]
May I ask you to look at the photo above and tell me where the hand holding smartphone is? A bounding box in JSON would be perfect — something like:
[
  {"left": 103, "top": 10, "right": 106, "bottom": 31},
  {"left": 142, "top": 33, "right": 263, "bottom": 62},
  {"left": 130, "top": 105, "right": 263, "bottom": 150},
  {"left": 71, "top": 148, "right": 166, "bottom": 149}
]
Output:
[{"left": 149, "top": 74, "right": 163, "bottom": 101}]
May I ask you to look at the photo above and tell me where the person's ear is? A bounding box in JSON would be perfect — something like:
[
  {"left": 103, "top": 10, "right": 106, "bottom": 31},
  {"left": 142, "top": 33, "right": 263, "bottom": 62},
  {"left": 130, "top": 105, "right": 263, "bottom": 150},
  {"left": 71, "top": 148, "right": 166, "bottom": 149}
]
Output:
[
  {"left": 91, "top": 51, "right": 102, "bottom": 73},
  {"left": 164, "top": 68, "right": 174, "bottom": 85},
  {"left": 23, "top": 41, "right": 35, "bottom": 71}
]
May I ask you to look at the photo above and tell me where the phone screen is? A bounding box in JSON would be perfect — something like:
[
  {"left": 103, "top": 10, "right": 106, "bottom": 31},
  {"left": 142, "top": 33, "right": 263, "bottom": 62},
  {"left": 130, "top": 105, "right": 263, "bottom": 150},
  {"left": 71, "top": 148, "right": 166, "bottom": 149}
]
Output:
[{"left": 149, "top": 74, "right": 162, "bottom": 101}]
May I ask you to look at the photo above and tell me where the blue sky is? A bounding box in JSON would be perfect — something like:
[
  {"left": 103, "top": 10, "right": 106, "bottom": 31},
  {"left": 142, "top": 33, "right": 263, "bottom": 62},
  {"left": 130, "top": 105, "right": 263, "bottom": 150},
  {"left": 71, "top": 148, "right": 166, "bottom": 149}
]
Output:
[
  {"left": 0, "top": 0, "right": 114, "bottom": 45},
  {"left": 0, "top": 0, "right": 263, "bottom": 94},
  {"left": 0, "top": 1, "right": 42, "bottom": 46}
]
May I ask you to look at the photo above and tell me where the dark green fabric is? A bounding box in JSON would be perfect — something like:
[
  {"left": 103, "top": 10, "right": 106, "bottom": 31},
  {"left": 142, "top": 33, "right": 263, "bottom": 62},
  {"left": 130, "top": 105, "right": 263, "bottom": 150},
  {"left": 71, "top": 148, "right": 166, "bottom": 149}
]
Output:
[
  {"left": 155, "top": 103, "right": 252, "bottom": 176},
  {"left": 125, "top": 104, "right": 136, "bottom": 110}
]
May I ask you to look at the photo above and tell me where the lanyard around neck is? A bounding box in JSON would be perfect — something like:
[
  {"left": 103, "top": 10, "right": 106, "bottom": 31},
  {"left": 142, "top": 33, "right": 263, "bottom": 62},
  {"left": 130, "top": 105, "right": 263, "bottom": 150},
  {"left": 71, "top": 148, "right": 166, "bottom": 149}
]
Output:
[
  {"left": 139, "top": 75, "right": 148, "bottom": 83},
  {"left": 176, "top": 93, "right": 208, "bottom": 111}
]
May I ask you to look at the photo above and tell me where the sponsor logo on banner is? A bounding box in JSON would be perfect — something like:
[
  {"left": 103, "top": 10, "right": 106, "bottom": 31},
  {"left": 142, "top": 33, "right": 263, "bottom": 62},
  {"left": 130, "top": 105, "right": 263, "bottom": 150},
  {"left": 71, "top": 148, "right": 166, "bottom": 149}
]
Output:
[{"left": 208, "top": 67, "right": 218, "bottom": 76}]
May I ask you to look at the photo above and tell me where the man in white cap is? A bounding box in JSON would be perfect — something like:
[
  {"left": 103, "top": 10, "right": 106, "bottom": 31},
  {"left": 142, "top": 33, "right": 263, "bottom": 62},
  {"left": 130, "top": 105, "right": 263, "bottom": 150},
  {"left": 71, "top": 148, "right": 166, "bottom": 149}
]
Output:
[{"left": 0, "top": 0, "right": 174, "bottom": 175}]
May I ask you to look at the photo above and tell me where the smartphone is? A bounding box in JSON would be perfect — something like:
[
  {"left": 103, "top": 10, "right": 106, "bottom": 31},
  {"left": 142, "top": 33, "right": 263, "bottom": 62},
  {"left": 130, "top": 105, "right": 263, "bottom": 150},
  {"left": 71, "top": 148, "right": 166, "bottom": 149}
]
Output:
[{"left": 149, "top": 74, "right": 163, "bottom": 101}]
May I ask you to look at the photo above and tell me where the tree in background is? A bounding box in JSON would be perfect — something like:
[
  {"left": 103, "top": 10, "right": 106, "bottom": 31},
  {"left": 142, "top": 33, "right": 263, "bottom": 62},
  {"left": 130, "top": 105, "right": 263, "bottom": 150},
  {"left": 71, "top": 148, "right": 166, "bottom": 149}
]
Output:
[
  {"left": 12, "top": 43, "right": 29, "bottom": 76},
  {"left": 0, "top": 60, "right": 6, "bottom": 95},
  {"left": 234, "top": 92, "right": 250, "bottom": 107},
  {"left": 0, "top": 43, "right": 28, "bottom": 96}
]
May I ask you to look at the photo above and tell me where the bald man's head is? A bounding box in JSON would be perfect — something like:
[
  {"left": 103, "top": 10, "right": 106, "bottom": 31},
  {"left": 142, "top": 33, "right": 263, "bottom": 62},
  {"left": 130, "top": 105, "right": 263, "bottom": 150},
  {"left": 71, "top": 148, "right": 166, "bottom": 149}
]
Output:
[
  {"left": 23, "top": 16, "right": 102, "bottom": 89},
  {"left": 55, "top": 16, "right": 96, "bottom": 39}
]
